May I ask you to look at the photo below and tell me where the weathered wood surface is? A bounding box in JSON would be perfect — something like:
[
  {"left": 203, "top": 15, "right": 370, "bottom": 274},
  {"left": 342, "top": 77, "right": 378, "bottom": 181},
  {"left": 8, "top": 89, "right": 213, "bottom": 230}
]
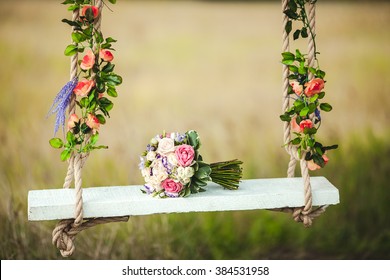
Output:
[{"left": 28, "top": 177, "right": 339, "bottom": 221}]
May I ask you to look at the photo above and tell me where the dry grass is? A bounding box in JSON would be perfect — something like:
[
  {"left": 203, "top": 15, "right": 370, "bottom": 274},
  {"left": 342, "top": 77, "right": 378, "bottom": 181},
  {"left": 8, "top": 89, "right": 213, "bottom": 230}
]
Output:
[{"left": 0, "top": 0, "right": 389, "bottom": 259}]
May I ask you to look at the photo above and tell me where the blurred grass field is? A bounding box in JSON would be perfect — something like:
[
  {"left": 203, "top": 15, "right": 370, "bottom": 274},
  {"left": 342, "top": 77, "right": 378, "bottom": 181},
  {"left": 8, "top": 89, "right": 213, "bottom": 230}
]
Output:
[{"left": 0, "top": 0, "right": 389, "bottom": 259}]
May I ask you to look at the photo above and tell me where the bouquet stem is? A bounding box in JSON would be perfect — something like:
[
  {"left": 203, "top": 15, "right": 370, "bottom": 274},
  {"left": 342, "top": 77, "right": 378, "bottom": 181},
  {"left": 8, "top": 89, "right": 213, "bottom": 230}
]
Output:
[{"left": 210, "top": 159, "right": 243, "bottom": 190}]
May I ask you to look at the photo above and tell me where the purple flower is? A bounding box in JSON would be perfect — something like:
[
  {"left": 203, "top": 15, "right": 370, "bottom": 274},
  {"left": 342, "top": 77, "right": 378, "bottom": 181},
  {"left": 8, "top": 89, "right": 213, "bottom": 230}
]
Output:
[
  {"left": 315, "top": 108, "right": 321, "bottom": 121},
  {"left": 47, "top": 77, "right": 78, "bottom": 135},
  {"left": 175, "top": 133, "right": 186, "bottom": 143}
]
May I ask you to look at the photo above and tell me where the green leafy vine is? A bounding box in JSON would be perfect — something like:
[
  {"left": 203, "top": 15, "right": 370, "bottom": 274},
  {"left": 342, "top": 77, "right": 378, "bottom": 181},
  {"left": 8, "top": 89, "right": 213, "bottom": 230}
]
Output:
[
  {"left": 49, "top": 0, "right": 121, "bottom": 161},
  {"left": 280, "top": 0, "right": 337, "bottom": 170}
]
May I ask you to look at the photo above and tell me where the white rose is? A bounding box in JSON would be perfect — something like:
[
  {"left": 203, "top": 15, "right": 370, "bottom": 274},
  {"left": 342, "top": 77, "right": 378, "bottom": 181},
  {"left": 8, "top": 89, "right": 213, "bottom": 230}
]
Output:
[
  {"left": 176, "top": 166, "right": 194, "bottom": 184},
  {"left": 167, "top": 152, "right": 178, "bottom": 166},
  {"left": 141, "top": 167, "right": 151, "bottom": 179},
  {"left": 156, "top": 137, "right": 175, "bottom": 155},
  {"left": 149, "top": 176, "right": 164, "bottom": 191},
  {"left": 146, "top": 151, "right": 156, "bottom": 161}
]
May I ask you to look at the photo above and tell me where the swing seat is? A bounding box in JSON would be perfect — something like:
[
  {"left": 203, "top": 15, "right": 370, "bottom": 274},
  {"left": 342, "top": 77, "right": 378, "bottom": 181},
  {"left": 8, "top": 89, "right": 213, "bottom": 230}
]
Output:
[{"left": 28, "top": 176, "right": 339, "bottom": 221}]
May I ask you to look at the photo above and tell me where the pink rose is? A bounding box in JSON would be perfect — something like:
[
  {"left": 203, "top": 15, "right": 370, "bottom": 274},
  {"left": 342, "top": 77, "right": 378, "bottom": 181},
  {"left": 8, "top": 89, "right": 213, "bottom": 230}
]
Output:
[
  {"left": 80, "top": 5, "right": 99, "bottom": 20},
  {"left": 299, "top": 119, "right": 313, "bottom": 132},
  {"left": 290, "top": 80, "right": 303, "bottom": 95},
  {"left": 99, "top": 49, "right": 114, "bottom": 62},
  {"left": 73, "top": 79, "right": 95, "bottom": 97},
  {"left": 80, "top": 49, "right": 95, "bottom": 70},
  {"left": 308, "top": 154, "right": 329, "bottom": 171},
  {"left": 162, "top": 179, "right": 183, "bottom": 194},
  {"left": 86, "top": 113, "right": 100, "bottom": 131},
  {"left": 304, "top": 78, "right": 324, "bottom": 97},
  {"left": 175, "top": 144, "right": 195, "bottom": 167},
  {"left": 67, "top": 114, "right": 79, "bottom": 130}
]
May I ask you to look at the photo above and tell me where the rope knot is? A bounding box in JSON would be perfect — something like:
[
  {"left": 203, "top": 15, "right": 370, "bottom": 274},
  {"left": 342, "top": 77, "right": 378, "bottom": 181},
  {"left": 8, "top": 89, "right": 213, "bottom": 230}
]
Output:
[{"left": 52, "top": 219, "right": 79, "bottom": 257}]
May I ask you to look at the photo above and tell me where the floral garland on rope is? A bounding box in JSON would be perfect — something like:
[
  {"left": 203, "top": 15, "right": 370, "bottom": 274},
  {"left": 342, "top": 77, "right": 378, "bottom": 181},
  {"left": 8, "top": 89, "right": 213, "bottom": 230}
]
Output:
[
  {"left": 48, "top": 0, "right": 121, "bottom": 160},
  {"left": 280, "top": 0, "right": 337, "bottom": 170}
]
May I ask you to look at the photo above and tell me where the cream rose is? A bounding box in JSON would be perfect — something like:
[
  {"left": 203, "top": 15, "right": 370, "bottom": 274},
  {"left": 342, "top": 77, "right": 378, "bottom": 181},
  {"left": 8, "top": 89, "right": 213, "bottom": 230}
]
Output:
[{"left": 157, "top": 137, "right": 175, "bottom": 155}]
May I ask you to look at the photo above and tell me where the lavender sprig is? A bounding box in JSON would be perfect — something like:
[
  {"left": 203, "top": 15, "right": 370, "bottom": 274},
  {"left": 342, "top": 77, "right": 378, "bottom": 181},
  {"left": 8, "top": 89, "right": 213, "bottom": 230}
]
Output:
[{"left": 47, "top": 77, "right": 78, "bottom": 135}]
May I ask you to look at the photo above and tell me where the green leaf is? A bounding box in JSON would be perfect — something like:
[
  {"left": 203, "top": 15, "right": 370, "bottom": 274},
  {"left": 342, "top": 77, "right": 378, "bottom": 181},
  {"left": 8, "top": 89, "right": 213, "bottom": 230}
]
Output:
[
  {"left": 323, "top": 144, "right": 339, "bottom": 151},
  {"left": 99, "top": 97, "right": 114, "bottom": 112},
  {"left": 108, "top": 0, "right": 117, "bottom": 4},
  {"left": 316, "top": 69, "right": 326, "bottom": 79},
  {"left": 105, "top": 37, "right": 117, "bottom": 43},
  {"left": 293, "top": 29, "right": 301, "bottom": 40},
  {"left": 285, "top": 20, "right": 292, "bottom": 35},
  {"left": 106, "top": 74, "right": 122, "bottom": 86},
  {"left": 282, "top": 52, "right": 295, "bottom": 65},
  {"left": 295, "top": 49, "right": 303, "bottom": 60},
  {"left": 90, "top": 133, "right": 99, "bottom": 145},
  {"left": 80, "top": 97, "right": 89, "bottom": 108},
  {"left": 291, "top": 137, "right": 301, "bottom": 145},
  {"left": 49, "top": 138, "right": 63, "bottom": 149},
  {"left": 309, "top": 94, "right": 319, "bottom": 103},
  {"left": 320, "top": 103, "right": 333, "bottom": 112},
  {"left": 96, "top": 114, "right": 106, "bottom": 124},
  {"left": 61, "top": 19, "right": 81, "bottom": 28},
  {"left": 318, "top": 92, "right": 326, "bottom": 99},
  {"left": 303, "top": 127, "right": 317, "bottom": 135},
  {"left": 280, "top": 114, "right": 291, "bottom": 122},
  {"left": 284, "top": 9, "right": 299, "bottom": 20},
  {"left": 308, "top": 103, "right": 317, "bottom": 114},
  {"left": 64, "top": 44, "right": 78, "bottom": 56},
  {"left": 102, "top": 62, "right": 115, "bottom": 73},
  {"left": 187, "top": 130, "right": 200, "bottom": 150},
  {"left": 288, "top": 0, "right": 297, "bottom": 12},
  {"left": 62, "top": 0, "right": 76, "bottom": 4},
  {"left": 289, "top": 65, "right": 298, "bottom": 73},
  {"left": 282, "top": 52, "right": 295, "bottom": 60},
  {"left": 299, "top": 106, "right": 310, "bottom": 117},
  {"left": 66, "top": 131, "right": 76, "bottom": 144},
  {"left": 67, "top": 4, "right": 79, "bottom": 11},
  {"left": 107, "top": 86, "right": 118, "bottom": 97},
  {"left": 60, "top": 149, "right": 72, "bottom": 162},
  {"left": 301, "top": 27, "right": 308, "bottom": 38},
  {"left": 71, "top": 32, "right": 86, "bottom": 43}
]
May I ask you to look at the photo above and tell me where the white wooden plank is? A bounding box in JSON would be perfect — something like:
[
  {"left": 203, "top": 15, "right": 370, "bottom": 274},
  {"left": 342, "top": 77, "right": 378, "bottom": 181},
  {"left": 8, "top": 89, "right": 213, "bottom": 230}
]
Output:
[{"left": 28, "top": 176, "right": 339, "bottom": 221}]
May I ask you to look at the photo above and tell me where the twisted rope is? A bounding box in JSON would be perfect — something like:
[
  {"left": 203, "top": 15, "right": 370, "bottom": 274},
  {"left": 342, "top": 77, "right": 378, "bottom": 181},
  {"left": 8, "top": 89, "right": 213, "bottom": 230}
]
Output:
[
  {"left": 279, "top": 0, "right": 326, "bottom": 226},
  {"left": 52, "top": 1, "right": 129, "bottom": 257}
]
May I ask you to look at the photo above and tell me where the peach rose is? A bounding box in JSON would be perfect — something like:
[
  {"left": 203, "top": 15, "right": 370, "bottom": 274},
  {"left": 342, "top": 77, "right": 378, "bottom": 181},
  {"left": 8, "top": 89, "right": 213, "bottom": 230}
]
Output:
[
  {"left": 304, "top": 78, "right": 324, "bottom": 97},
  {"left": 86, "top": 113, "right": 100, "bottom": 131},
  {"left": 162, "top": 179, "right": 183, "bottom": 194},
  {"left": 290, "top": 80, "right": 303, "bottom": 95},
  {"left": 175, "top": 144, "right": 195, "bottom": 167},
  {"left": 299, "top": 119, "right": 313, "bottom": 132},
  {"left": 308, "top": 154, "right": 329, "bottom": 171},
  {"left": 73, "top": 79, "right": 95, "bottom": 97},
  {"left": 80, "top": 5, "right": 99, "bottom": 20},
  {"left": 99, "top": 49, "right": 114, "bottom": 62},
  {"left": 67, "top": 114, "right": 79, "bottom": 130},
  {"left": 291, "top": 116, "right": 301, "bottom": 133},
  {"left": 80, "top": 49, "right": 95, "bottom": 70}
]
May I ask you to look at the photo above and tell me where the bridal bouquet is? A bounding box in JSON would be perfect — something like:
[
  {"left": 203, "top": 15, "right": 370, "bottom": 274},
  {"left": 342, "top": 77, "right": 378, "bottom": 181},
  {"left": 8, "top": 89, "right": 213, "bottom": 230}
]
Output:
[{"left": 139, "top": 130, "right": 243, "bottom": 198}]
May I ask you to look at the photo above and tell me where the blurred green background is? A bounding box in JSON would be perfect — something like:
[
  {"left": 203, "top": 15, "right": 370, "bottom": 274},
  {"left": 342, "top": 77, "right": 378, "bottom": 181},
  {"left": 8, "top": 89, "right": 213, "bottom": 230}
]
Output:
[{"left": 0, "top": 0, "right": 389, "bottom": 259}]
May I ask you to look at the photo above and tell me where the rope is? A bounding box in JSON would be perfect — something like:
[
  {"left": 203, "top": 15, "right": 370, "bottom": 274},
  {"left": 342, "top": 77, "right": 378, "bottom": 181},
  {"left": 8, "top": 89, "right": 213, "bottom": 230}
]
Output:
[
  {"left": 52, "top": 1, "right": 129, "bottom": 257},
  {"left": 280, "top": 0, "right": 326, "bottom": 226}
]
